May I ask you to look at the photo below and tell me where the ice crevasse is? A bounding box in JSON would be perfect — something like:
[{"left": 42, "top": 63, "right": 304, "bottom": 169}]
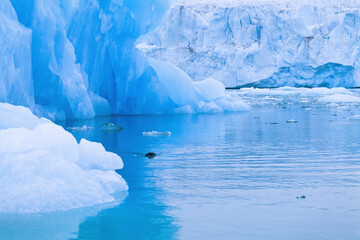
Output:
[
  {"left": 141, "top": 0, "right": 360, "bottom": 88},
  {"left": 0, "top": 0, "right": 249, "bottom": 121}
]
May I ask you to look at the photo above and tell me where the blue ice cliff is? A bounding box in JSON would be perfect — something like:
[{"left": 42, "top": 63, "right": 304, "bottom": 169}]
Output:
[
  {"left": 0, "top": 0, "right": 248, "bottom": 121},
  {"left": 141, "top": 1, "right": 360, "bottom": 88}
]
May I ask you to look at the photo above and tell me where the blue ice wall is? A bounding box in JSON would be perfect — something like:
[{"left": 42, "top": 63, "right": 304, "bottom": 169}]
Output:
[
  {"left": 3, "top": 0, "right": 173, "bottom": 119},
  {"left": 67, "top": 0, "right": 175, "bottom": 114},
  {"left": 1, "top": 0, "right": 247, "bottom": 120}
]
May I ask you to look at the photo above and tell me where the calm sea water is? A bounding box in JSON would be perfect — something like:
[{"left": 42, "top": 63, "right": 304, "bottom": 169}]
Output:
[{"left": 1, "top": 90, "right": 360, "bottom": 240}]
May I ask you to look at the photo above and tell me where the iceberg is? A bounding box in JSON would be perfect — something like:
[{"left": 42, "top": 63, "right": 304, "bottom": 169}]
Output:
[
  {"left": 0, "top": 103, "right": 127, "bottom": 214},
  {"left": 141, "top": 1, "right": 360, "bottom": 88},
  {"left": 0, "top": 0, "right": 248, "bottom": 120}
]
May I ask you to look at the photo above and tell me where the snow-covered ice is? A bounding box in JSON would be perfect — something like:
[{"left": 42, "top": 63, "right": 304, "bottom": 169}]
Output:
[{"left": 0, "top": 103, "right": 127, "bottom": 214}]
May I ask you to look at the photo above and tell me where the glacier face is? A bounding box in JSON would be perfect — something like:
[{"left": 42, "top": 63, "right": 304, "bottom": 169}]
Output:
[
  {"left": 141, "top": 2, "right": 360, "bottom": 88},
  {"left": 0, "top": 0, "right": 247, "bottom": 120}
]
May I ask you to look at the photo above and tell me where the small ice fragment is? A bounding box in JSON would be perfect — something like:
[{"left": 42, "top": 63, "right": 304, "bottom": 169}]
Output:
[
  {"left": 102, "top": 123, "right": 124, "bottom": 131},
  {"left": 286, "top": 120, "right": 298, "bottom": 123},
  {"left": 142, "top": 131, "right": 172, "bottom": 136},
  {"left": 67, "top": 125, "right": 93, "bottom": 131}
]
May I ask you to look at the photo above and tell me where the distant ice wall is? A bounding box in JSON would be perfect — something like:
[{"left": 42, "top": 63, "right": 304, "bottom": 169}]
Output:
[{"left": 140, "top": 3, "right": 360, "bottom": 88}]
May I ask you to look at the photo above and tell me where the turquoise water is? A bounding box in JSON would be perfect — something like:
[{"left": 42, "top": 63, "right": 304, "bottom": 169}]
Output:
[{"left": 1, "top": 90, "right": 360, "bottom": 240}]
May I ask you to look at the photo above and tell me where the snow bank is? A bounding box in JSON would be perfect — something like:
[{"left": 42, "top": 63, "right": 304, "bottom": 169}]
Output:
[
  {"left": 141, "top": 2, "right": 360, "bottom": 88},
  {"left": 0, "top": 103, "right": 127, "bottom": 214}
]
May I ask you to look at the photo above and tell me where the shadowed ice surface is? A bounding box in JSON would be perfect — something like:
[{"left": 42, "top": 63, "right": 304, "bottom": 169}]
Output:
[{"left": 1, "top": 89, "right": 360, "bottom": 239}]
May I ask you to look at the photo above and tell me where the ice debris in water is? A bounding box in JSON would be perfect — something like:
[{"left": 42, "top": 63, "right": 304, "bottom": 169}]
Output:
[
  {"left": 286, "top": 120, "right": 298, "bottom": 123},
  {"left": 143, "top": 131, "right": 172, "bottom": 136},
  {"left": 0, "top": 103, "right": 128, "bottom": 214},
  {"left": 102, "top": 123, "right": 124, "bottom": 132},
  {"left": 67, "top": 125, "right": 94, "bottom": 131}
]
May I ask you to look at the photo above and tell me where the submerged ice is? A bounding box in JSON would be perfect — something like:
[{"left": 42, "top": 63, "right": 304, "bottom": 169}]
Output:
[{"left": 141, "top": 2, "right": 360, "bottom": 88}]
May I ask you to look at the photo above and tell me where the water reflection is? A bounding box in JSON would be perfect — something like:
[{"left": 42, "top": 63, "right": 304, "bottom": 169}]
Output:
[{"left": 0, "top": 199, "right": 125, "bottom": 240}]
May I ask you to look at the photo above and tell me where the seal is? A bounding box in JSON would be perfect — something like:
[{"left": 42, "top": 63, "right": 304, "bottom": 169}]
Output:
[{"left": 145, "top": 152, "right": 157, "bottom": 158}]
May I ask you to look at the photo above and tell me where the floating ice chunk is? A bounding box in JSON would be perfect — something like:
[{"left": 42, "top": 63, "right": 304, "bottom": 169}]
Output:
[
  {"left": 143, "top": 131, "right": 172, "bottom": 136},
  {"left": 67, "top": 125, "right": 94, "bottom": 131},
  {"left": 0, "top": 103, "right": 127, "bottom": 214},
  {"left": 287, "top": 120, "right": 298, "bottom": 123},
  {"left": 102, "top": 123, "right": 124, "bottom": 132}
]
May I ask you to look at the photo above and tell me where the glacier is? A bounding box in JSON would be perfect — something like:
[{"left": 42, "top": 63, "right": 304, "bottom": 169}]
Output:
[
  {"left": 0, "top": 0, "right": 248, "bottom": 121},
  {"left": 0, "top": 102, "right": 128, "bottom": 213},
  {"left": 141, "top": 1, "right": 360, "bottom": 88}
]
